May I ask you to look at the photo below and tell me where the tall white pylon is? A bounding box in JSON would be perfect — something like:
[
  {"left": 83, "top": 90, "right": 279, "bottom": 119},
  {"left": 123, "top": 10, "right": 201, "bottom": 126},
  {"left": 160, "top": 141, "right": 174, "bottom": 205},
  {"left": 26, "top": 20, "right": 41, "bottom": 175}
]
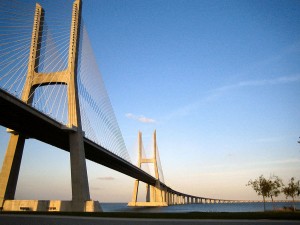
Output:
[{"left": 0, "top": 0, "right": 101, "bottom": 212}]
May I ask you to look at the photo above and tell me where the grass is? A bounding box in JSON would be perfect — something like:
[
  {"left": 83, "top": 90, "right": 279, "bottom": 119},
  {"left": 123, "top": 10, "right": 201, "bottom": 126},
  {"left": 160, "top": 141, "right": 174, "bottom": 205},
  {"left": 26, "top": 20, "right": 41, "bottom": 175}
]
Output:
[{"left": 1, "top": 211, "right": 300, "bottom": 220}]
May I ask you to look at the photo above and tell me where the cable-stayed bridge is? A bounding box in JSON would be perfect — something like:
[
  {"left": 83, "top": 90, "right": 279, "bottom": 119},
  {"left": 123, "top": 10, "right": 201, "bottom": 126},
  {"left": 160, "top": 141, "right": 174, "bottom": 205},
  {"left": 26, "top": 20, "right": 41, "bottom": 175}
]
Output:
[{"left": 0, "top": 0, "right": 242, "bottom": 212}]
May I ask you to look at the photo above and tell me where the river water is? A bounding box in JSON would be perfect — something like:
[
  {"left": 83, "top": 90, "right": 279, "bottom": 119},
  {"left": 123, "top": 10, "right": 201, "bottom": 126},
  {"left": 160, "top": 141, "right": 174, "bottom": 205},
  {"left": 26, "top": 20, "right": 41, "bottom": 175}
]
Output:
[{"left": 101, "top": 202, "right": 300, "bottom": 213}]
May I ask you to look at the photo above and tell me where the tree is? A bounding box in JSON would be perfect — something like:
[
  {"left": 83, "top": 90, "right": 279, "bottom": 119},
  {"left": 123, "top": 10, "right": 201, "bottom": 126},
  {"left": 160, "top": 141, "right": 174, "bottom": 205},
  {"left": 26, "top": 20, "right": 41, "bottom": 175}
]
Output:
[
  {"left": 268, "top": 175, "right": 283, "bottom": 210},
  {"left": 282, "top": 177, "right": 300, "bottom": 211},
  {"left": 247, "top": 175, "right": 271, "bottom": 211}
]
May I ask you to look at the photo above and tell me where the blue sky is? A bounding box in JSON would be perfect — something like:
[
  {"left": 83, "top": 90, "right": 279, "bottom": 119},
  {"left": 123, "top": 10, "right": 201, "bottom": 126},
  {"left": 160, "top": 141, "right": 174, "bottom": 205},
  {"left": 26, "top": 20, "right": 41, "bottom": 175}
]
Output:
[{"left": 0, "top": 0, "right": 300, "bottom": 202}]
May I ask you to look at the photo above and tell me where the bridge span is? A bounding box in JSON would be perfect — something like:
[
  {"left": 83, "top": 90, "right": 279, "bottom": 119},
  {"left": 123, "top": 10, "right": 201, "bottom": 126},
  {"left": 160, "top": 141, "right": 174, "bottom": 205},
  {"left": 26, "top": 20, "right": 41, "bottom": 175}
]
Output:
[
  {"left": 0, "top": 0, "right": 247, "bottom": 212},
  {"left": 0, "top": 88, "right": 245, "bottom": 211}
]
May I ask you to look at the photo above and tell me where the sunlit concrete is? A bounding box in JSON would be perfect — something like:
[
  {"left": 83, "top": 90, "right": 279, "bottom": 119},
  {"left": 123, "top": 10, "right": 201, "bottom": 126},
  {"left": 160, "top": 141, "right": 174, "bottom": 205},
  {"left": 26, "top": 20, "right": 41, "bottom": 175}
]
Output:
[
  {"left": 128, "top": 131, "right": 168, "bottom": 207},
  {"left": 0, "top": 134, "right": 25, "bottom": 207},
  {"left": 0, "top": 0, "right": 94, "bottom": 212},
  {"left": 1, "top": 200, "right": 101, "bottom": 212}
]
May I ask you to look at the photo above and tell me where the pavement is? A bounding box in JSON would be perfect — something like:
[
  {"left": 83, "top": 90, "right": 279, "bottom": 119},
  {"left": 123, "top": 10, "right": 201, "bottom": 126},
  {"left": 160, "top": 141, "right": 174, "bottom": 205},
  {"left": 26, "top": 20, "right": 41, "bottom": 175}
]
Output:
[{"left": 1, "top": 214, "right": 300, "bottom": 225}]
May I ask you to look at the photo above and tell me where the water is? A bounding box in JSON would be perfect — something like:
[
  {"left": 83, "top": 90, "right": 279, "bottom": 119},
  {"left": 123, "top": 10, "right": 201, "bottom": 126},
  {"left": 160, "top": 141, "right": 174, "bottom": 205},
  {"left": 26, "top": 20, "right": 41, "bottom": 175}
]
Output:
[{"left": 101, "top": 202, "right": 300, "bottom": 213}]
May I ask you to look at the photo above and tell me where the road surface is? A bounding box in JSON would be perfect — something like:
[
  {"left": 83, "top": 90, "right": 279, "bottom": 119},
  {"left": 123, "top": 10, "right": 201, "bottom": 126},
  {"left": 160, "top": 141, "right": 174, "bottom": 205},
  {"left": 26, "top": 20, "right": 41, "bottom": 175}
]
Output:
[{"left": 0, "top": 214, "right": 300, "bottom": 225}]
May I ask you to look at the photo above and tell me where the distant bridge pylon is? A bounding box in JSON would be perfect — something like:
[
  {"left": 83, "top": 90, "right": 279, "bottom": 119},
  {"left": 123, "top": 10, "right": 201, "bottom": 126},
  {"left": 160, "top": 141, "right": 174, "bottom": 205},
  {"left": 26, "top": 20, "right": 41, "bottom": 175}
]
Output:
[
  {"left": 128, "top": 130, "right": 167, "bottom": 206},
  {"left": 128, "top": 130, "right": 253, "bottom": 207}
]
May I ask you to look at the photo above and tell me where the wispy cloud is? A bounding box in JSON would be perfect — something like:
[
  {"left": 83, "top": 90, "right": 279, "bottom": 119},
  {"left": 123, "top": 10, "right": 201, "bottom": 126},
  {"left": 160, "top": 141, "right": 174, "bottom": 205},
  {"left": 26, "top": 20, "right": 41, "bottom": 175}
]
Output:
[
  {"left": 214, "top": 74, "right": 300, "bottom": 93},
  {"left": 97, "top": 176, "right": 115, "bottom": 181},
  {"left": 195, "top": 158, "right": 300, "bottom": 178},
  {"left": 267, "top": 158, "right": 300, "bottom": 165},
  {"left": 126, "top": 113, "right": 156, "bottom": 123},
  {"left": 165, "top": 74, "right": 300, "bottom": 121},
  {"left": 91, "top": 187, "right": 103, "bottom": 190},
  {"left": 254, "top": 136, "right": 284, "bottom": 143},
  {"left": 164, "top": 101, "right": 201, "bottom": 121}
]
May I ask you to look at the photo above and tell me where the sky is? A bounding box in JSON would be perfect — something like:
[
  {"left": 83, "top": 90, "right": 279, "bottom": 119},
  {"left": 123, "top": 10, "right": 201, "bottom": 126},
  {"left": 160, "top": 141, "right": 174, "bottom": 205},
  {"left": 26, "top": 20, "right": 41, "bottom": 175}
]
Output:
[{"left": 0, "top": 0, "right": 300, "bottom": 202}]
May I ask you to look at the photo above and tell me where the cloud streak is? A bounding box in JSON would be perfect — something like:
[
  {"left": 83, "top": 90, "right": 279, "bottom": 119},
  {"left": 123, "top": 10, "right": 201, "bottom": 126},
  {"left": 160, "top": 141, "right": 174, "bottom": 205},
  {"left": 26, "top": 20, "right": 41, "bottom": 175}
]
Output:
[
  {"left": 126, "top": 113, "right": 156, "bottom": 123},
  {"left": 214, "top": 74, "right": 300, "bottom": 93},
  {"left": 97, "top": 176, "right": 115, "bottom": 181},
  {"left": 165, "top": 74, "right": 300, "bottom": 121}
]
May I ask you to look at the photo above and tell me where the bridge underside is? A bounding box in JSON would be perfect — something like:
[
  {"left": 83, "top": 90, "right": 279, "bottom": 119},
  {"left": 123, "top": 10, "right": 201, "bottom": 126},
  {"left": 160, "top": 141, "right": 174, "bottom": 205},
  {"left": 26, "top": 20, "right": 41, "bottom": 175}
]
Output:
[{"left": 0, "top": 89, "right": 156, "bottom": 186}]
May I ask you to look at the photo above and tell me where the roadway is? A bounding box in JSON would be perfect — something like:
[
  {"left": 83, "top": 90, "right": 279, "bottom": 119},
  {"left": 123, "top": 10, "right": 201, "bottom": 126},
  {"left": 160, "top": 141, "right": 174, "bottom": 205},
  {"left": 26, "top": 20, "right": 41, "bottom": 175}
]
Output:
[
  {"left": 0, "top": 215, "right": 299, "bottom": 225},
  {"left": 0, "top": 88, "right": 197, "bottom": 198},
  {"left": 0, "top": 88, "right": 157, "bottom": 186}
]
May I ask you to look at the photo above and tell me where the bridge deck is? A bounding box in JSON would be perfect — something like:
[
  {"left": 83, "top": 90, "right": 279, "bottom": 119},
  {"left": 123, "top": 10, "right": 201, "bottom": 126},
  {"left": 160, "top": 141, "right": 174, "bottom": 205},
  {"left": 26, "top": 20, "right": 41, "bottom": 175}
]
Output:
[
  {"left": 0, "top": 89, "right": 252, "bottom": 203},
  {"left": 0, "top": 89, "right": 156, "bottom": 186}
]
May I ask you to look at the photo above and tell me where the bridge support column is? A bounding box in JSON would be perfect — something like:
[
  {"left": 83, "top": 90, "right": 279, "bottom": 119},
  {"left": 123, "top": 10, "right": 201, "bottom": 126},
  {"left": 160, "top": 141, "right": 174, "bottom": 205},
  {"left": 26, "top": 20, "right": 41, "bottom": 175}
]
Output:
[
  {"left": 69, "top": 131, "right": 91, "bottom": 211},
  {"left": 154, "top": 181, "right": 164, "bottom": 203},
  {"left": 131, "top": 180, "right": 139, "bottom": 204},
  {"left": 172, "top": 194, "right": 174, "bottom": 205},
  {"left": 146, "top": 184, "right": 150, "bottom": 202},
  {"left": 63, "top": 0, "right": 98, "bottom": 212},
  {"left": 0, "top": 133, "right": 25, "bottom": 207},
  {"left": 164, "top": 190, "right": 167, "bottom": 203},
  {"left": 167, "top": 192, "right": 170, "bottom": 205}
]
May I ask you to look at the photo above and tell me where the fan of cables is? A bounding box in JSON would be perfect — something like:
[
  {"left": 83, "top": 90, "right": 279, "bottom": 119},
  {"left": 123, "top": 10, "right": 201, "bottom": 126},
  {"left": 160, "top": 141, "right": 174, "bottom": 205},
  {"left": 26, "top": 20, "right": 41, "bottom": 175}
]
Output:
[{"left": 0, "top": 0, "right": 131, "bottom": 162}]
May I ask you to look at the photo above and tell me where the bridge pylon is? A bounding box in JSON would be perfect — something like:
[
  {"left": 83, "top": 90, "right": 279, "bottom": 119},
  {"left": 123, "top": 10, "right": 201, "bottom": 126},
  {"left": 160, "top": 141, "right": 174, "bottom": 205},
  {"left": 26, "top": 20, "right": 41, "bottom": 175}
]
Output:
[
  {"left": 0, "top": 0, "right": 101, "bottom": 212},
  {"left": 128, "top": 130, "right": 168, "bottom": 207}
]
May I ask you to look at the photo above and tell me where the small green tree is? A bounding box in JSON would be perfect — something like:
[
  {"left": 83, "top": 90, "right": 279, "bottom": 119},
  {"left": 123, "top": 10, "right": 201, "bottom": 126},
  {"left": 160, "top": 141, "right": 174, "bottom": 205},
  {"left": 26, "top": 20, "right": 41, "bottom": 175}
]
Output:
[
  {"left": 269, "top": 175, "right": 283, "bottom": 210},
  {"left": 282, "top": 177, "right": 300, "bottom": 211},
  {"left": 247, "top": 175, "right": 271, "bottom": 211}
]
